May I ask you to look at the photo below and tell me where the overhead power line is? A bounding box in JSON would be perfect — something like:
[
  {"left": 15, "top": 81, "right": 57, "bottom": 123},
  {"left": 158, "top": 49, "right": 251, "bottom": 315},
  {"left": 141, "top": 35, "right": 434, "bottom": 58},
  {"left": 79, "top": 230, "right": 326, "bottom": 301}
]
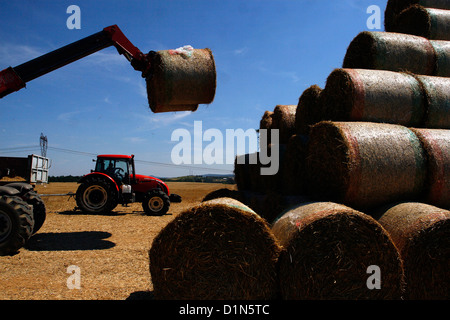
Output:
[{"left": 0, "top": 145, "right": 233, "bottom": 173}]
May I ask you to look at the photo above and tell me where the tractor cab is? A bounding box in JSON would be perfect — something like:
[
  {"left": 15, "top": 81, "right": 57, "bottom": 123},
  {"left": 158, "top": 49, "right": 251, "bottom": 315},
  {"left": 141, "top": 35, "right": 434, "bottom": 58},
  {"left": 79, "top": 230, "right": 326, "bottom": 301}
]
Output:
[{"left": 94, "top": 154, "right": 135, "bottom": 185}]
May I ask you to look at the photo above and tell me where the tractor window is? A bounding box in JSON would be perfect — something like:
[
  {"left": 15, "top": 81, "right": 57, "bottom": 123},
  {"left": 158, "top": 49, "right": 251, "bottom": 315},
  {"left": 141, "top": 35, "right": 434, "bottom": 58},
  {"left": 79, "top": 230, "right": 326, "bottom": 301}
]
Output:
[{"left": 95, "top": 158, "right": 130, "bottom": 182}]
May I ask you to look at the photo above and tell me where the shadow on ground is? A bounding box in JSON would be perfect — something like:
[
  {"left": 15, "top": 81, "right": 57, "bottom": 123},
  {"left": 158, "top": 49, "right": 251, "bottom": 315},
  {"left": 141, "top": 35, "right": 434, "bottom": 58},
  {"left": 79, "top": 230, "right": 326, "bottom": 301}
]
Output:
[{"left": 25, "top": 231, "right": 115, "bottom": 251}]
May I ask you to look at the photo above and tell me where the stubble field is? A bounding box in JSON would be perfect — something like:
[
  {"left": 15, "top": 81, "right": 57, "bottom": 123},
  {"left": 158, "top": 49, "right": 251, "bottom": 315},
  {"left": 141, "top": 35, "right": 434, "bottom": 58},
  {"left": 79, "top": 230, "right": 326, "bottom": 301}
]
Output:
[{"left": 0, "top": 181, "right": 231, "bottom": 300}]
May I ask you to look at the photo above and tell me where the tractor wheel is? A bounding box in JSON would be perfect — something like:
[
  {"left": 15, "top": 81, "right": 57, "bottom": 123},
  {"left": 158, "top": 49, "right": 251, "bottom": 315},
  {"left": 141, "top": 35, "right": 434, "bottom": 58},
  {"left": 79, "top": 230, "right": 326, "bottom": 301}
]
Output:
[
  {"left": 23, "top": 190, "right": 46, "bottom": 234},
  {"left": 76, "top": 177, "right": 118, "bottom": 214},
  {"left": 0, "top": 195, "right": 34, "bottom": 256},
  {"left": 142, "top": 189, "right": 170, "bottom": 216}
]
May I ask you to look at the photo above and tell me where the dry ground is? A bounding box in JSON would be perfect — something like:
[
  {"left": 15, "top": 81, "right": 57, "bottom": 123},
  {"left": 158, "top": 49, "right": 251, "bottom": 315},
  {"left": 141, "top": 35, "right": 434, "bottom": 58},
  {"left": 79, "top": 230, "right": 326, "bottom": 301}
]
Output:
[{"left": 0, "top": 182, "right": 233, "bottom": 300}]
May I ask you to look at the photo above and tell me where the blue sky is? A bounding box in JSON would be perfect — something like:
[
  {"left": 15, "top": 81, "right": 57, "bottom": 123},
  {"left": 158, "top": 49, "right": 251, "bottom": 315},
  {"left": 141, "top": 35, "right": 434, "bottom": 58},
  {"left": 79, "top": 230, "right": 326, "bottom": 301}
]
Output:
[{"left": 0, "top": 0, "right": 388, "bottom": 177}]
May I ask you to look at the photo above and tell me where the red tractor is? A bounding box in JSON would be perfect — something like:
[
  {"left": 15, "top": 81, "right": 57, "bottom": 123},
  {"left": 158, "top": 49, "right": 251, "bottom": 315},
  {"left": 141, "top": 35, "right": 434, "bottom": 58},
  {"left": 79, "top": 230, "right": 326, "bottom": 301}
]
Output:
[{"left": 76, "top": 154, "right": 181, "bottom": 215}]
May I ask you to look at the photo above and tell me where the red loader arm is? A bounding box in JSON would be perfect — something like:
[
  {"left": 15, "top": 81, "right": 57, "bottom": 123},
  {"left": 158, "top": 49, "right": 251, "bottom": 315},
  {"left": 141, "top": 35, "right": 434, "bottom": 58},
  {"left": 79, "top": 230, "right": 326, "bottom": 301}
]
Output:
[{"left": 0, "top": 25, "right": 150, "bottom": 98}]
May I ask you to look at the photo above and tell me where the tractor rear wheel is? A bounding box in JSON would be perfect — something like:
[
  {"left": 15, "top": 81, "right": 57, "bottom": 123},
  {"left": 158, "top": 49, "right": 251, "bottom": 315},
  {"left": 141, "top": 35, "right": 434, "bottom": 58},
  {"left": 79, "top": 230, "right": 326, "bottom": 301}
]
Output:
[
  {"left": 142, "top": 189, "right": 170, "bottom": 216},
  {"left": 0, "top": 195, "right": 34, "bottom": 256},
  {"left": 76, "top": 177, "right": 118, "bottom": 214}
]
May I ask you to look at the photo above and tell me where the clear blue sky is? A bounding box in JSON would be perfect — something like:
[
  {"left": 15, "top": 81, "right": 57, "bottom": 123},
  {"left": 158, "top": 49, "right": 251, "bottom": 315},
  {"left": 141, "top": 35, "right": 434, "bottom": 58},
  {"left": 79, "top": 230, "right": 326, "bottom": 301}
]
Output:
[{"left": 0, "top": 0, "right": 388, "bottom": 178}]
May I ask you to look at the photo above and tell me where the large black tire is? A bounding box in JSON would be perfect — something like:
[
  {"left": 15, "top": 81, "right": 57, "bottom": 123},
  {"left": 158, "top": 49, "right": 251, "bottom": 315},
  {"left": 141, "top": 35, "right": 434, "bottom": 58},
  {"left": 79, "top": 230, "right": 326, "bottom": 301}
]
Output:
[
  {"left": 76, "top": 176, "right": 118, "bottom": 214},
  {"left": 23, "top": 191, "right": 46, "bottom": 234},
  {"left": 0, "top": 195, "right": 34, "bottom": 256},
  {"left": 142, "top": 189, "right": 170, "bottom": 216}
]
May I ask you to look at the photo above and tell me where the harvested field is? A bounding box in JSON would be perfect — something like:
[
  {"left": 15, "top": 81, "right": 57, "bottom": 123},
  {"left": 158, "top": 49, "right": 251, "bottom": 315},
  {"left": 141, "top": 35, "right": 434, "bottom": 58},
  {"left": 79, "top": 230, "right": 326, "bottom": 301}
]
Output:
[{"left": 0, "top": 181, "right": 232, "bottom": 300}]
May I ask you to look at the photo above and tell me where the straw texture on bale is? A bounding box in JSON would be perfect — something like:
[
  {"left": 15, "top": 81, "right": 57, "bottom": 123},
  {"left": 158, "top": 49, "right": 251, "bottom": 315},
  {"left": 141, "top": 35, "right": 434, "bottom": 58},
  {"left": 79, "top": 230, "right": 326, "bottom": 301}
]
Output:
[
  {"left": 146, "top": 48, "right": 216, "bottom": 113},
  {"left": 392, "top": 6, "right": 450, "bottom": 40},
  {"left": 271, "top": 105, "right": 297, "bottom": 144},
  {"left": 414, "top": 75, "right": 450, "bottom": 128},
  {"left": 431, "top": 40, "right": 450, "bottom": 76},
  {"left": 272, "top": 202, "right": 404, "bottom": 300},
  {"left": 149, "top": 198, "right": 282, "bottom": 300},
  {"left": 233, "top": 153, "right": 258, "bottom": 191},
  {"left": 343, "top": 32, "right": 436, "bottom": 75},
  {"left": 377, "top": 202, "right": 450, "bottom": 299},
  {"left": 295, "top": 85, "right": 323, "bottom": 135},
  {"left": 321, "top": 68, "right": 424, "bottom": 126},
  {"left": 282, "top": 134, "right": 308, "bottom": 195},
  {"left": 410, "top": 128, "right": 450, "bottom": 208},
  {"left": 384, "top": 0, "right": 450, "bottom": 30},
  {"left": 306, "top": 121, "right": 426, "bottom": 209}
]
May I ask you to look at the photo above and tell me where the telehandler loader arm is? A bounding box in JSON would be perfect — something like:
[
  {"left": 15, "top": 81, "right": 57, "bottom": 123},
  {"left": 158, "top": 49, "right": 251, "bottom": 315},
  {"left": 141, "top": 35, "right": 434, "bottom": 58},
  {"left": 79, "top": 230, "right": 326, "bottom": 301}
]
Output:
[{"left": 0, "top": 25, "right": 150, "bottom": 98}]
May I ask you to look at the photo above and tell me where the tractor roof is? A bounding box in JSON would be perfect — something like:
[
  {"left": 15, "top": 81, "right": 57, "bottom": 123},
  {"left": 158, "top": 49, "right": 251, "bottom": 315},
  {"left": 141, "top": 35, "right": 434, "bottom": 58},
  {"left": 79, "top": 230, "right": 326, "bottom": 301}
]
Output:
[{"left": 97, "top": 154, "right": 133, "bottom": 159}]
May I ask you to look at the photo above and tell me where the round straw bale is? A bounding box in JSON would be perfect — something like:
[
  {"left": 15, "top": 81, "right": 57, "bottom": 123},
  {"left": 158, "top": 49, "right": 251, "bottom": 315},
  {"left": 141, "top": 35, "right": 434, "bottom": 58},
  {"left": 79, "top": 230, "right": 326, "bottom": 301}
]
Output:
[
  {"left": 295, "top": 85, "right": 323, "bottom": 135},
  {"left": 393, "top": 6, "right": 450, "bottom": 40},
  {"left": 260, "top": 111, "right": 273, "bottom": 130},
  {"left": 271, "top": 105, "right": 297, "bottom": 144},
  {"left": 410, "top": 128, "right": 450, "bottom": 208},
  {"left": 146, "top": 48, "right": 216, "bottom": 113},
  {"left": 321, "top": 68, "right": 425, "bottom": 127},
  {"left": 272, "top": 202, "right": 404, "bottom": 300},
  {"left": 343, "top": 31, "right": 436, "bottom": 75},
  {"left": 431, "top": 40, "right": 450, "bottom": 76},
  {"left": 377, "top": 202, "right": 450, "bottom": 299},
  {"left": 282, "top": 134, "right": 308, "bottom": 195},
  {"left": 414, "top": 75, "right": 450, "bottom": 128},
  {"left": 306, "top": 121, "right": 426, "bottom": 209},
  {"left": 384, "top": 0, "right": 450, "bottom": 30},
  {"left": 149, "top": 197, "right": 282, "bottom": 300}
]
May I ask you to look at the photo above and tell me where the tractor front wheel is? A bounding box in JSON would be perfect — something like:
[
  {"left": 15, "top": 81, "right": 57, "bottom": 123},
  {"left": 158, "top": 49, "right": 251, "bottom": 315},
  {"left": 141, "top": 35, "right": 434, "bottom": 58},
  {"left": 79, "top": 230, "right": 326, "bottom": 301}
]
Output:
[
  {"left": 142, "top": 189, "right": 170, "bottom": 216},
  {"left": 76, "top": 177, "right": 118, "bottom": 214}
]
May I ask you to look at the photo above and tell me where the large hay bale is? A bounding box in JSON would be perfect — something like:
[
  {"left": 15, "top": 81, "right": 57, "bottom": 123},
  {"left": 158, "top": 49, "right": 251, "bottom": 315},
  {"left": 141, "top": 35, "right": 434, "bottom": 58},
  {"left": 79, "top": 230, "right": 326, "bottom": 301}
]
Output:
[
  {"left": 149, "top": 198, "right": 282, "bottom": 300},
  {"left": 259, "top": 111, "right": 274, "bottom": 130},
  {"left": 272, "top": 202, "right": 404, "bottom": 300},
  {"left": 410, "top": 128, "right": 450, "bottom": 208},
  {"left": 146, "top": 48, "right": 216, "bottom": 113},
  {"left": 384, "top": 0, "right": 450, "bottom": 30},
  {"left": 343, "top": 31, "right": 436, "bottom": 75},
  {"left": 377, "top": 202, "right": 450, "bottom": 299},
  {"left": 282, "top": 134, "right": 308, "bottom": 195},
  {"left": 295, "top": 85, "right": 323, "bottom": 135},
  {"left": 320, "top": 69, "right": 424, "bottom": 127},
  {"left": 306, "top": 121, "right": 426, "bottom": 209},
  {"left": 259, "top": 111, "right": 274, "bottom": 146},
  {"left": 414, "top": 75, "right": 450, "bottom": 128},
  {"left": 431, "top": 40, "right": 450, "bottom": 76},
  {"left": 271, "top": 105, "right": 297, "bottom": 144},
  {"left": 392, "top": 6, "right": 450, "bottom": 40}
]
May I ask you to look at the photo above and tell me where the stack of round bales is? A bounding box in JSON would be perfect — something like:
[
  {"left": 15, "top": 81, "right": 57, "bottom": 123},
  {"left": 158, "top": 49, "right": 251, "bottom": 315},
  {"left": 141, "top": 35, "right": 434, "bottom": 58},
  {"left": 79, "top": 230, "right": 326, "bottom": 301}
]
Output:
[
  {"left": 272, "top": 202, "right": 404, "bottom": 300},
  {"left": 306, "top": 121, "right": 426, "bottom": 209},
  {"left": 149, "top": 198, "right": 282, "bottom": 300},
  {"left": 377, "top": 202, "right": 450, "bottom": 299}
]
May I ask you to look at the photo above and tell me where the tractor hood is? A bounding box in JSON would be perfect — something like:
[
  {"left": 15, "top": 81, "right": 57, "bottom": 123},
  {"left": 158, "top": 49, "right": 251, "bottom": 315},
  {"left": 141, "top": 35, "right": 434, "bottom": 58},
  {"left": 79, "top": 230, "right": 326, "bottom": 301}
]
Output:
[{"left": 131, "top": 174, "right": 164, "bottom": 184}]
